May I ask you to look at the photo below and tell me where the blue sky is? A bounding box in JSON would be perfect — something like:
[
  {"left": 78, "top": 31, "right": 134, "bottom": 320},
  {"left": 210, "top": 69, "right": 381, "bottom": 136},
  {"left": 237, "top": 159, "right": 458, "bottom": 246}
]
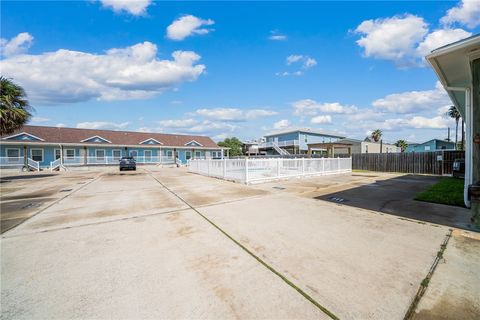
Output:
[{"left": 1, "top": 1, "right": 479, "bottom": 143}]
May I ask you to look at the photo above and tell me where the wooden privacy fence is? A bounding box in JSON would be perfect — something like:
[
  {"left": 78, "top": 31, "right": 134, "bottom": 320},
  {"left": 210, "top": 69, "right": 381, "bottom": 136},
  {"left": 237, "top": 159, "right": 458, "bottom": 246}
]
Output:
[{"left": 352, "top": 151, "right": 465, "bottom": 175}]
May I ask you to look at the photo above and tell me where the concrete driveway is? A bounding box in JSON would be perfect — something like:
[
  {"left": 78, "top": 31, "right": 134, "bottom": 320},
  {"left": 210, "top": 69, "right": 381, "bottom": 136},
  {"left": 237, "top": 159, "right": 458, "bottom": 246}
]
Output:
[{"left": 1, "top": 167, "right": 478, "bottom": 319}]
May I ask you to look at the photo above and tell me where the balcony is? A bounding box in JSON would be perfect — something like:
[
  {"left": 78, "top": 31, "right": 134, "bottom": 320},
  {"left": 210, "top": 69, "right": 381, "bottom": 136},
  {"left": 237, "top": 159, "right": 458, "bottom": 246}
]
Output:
[{"left": 258, "top": 139, "right": 299, "bottom": 149}]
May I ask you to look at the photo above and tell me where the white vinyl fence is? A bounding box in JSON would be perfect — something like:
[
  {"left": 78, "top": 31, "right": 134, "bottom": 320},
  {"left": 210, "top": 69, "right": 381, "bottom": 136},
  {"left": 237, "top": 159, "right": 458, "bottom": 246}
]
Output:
[{"left": 188, "top": 157, "right": 352, "bottom": 184}]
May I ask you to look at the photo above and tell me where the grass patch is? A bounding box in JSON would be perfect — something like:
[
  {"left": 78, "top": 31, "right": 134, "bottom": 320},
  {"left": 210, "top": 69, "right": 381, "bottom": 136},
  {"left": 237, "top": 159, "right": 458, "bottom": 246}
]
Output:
[{"left": 415, "top": 177, "right": 465, "bottom": 208}]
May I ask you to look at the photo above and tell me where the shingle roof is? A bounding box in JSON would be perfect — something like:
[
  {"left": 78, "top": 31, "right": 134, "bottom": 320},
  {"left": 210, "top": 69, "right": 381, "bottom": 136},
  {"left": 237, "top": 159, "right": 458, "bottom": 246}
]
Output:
[{"left": 1, "top": 125, "right": 220, "bottom": 148}]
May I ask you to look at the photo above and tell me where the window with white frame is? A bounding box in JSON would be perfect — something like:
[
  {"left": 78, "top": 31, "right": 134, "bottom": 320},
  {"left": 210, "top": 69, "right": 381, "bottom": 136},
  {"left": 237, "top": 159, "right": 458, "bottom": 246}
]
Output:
[
  {"left": 166, "top": 150, "right": 173, "bottom": 158},
  {"left": 195, "top": 151, "right": 201, "bottom": 158},
  {"left": 129, "top": 150, "right": 138, "bottom": 159},
  {"left": 30, "top": 149, "right": 43, "bottom": 162},
  {"left": 425, "top": 146, "right": 431, "bottom": 151},
  {"left": 112, "top": 149, "right": 121, "bottom": 160},
  {"left": 65, "top": 149, "right": 75, "bottom": 160},
  {"left": 6, "top": 148, "right": 20, "bottom": 158},
  {"left": 54, "top": 149, "right": 61, "bottom": 160},
  {"left": 144, "top": 150, "right": 152, "bottom": 161},
  {"left": 6, "top": 148, "right": 20, "bottom": 162},
  {"left": 186, "top": 151, "right": 191, "bottom": 160},
  {"left": 96, "top": 149, "right": 105, "bottom": 161}
]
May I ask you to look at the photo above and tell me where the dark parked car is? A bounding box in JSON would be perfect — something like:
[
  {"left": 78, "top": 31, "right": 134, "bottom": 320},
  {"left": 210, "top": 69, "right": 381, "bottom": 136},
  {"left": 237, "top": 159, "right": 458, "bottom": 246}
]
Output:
[
  {"left": 452, "top": 158, "right": 465, "bottom": 179},
  {"left": 119, "top": 156, "right": 136, "bottom": 171}
]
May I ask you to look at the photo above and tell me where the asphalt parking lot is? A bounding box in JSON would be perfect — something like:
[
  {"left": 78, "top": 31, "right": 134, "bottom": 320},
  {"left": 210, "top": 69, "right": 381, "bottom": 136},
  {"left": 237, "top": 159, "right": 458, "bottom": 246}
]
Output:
[{"left": 1, "top": 167, "right": 479, "bottom": 319}]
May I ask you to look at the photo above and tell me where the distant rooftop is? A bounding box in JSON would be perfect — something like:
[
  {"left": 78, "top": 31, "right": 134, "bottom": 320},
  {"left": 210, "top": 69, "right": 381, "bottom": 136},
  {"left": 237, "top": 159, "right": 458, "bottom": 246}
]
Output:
[{"left": 264, "top": 127, "right": 345, "bottom": 138}]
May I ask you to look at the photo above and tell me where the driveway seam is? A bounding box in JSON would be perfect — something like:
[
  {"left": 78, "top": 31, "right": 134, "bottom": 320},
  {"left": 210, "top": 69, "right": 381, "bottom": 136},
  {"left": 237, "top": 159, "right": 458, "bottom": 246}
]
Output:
[
  {"left": 1, "top": 207, "right": 192, "bottom": 239},
  {"left": 145, "top": 169, "right": 340, "bottom": 320},
  {"left": 403, "top": 229, "right": 453, "bottom": 320}
]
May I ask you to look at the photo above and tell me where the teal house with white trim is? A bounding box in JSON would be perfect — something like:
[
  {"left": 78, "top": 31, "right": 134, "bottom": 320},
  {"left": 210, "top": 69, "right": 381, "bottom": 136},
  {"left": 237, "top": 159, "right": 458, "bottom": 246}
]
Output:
[
  {"left": 0, "top": 125, "right": 226, "bottom": 170},
  {"left": 405, "top": 139, "right": 456, "bottom": 153}
]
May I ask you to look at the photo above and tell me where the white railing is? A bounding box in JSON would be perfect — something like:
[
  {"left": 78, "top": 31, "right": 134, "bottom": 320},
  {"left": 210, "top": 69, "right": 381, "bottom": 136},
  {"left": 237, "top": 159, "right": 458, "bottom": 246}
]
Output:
[
  {"left": 60, "top": 156, "right": 175, "bottom": 166},
  {"left": 259, "top": 139, "right": 299, "bottom": 148},
  {"left": 188, "top": 157, "right": 352, "bottom": 184},
  {"left": 0, "top": 156, "right": 24, "bottom": 167},
  {"left": 50, "top": 158, "right": 62, "bottom": 171},
  {"left": 27, "top": 158, "right": 40, "bottom": 171}
]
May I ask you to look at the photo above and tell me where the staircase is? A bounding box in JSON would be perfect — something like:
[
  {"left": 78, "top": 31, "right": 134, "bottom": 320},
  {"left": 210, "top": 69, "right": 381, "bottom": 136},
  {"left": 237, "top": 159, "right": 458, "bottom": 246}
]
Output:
[{"left": 272, "top": 142, "right": 290, "bottom": 155}]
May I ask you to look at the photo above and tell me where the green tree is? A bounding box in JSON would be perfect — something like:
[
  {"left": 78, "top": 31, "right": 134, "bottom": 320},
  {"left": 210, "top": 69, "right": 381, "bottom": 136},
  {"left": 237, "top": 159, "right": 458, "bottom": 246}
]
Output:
[
  {"left": 217, "top": 137, "right": 243, "bottom": 156},
  {"left": 370, "top": 129, "right": 382, "bottom": 142},
  {"left": 395, "top": 139, "right": 408, "bottom": 152},
  {"left": 0, "top": 77, "right": 33, "bottom": 135},
  {"left": 445, "top": 105, "right": 461, "bottom": 149}
]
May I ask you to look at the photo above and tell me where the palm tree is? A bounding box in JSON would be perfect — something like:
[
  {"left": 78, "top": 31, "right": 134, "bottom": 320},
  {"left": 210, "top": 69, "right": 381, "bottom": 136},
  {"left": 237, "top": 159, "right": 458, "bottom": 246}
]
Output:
[
  {"left": 370, "top": 129, "right": 382, "bottom": 142},
  {"left": 395, "top": 139, "right": 408, "bottom": 152},
  {"left": 0, "top": 77, "right": 33, "bottom": 135},
  {"left": 445, "top": 105, "right": 460, "bottom": 149}
]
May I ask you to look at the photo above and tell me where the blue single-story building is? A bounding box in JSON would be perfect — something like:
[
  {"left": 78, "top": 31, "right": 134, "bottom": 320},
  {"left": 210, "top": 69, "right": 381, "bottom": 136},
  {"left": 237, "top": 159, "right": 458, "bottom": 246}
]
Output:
[
  {"left": 0, "top": 125, "right": 226, "bottom": 170},
  {"left": 260, "top": 128, "right": 345, "bottom": 155},
  {"left": 405, "top": 139, "right": 456, "bottom": 153}
]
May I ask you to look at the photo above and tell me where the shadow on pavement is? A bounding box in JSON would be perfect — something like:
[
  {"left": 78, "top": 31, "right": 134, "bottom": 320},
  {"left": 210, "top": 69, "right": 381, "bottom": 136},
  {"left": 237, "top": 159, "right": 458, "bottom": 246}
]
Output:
[{"left": 315, "top": 174, "right": 478, "bottom": 232}]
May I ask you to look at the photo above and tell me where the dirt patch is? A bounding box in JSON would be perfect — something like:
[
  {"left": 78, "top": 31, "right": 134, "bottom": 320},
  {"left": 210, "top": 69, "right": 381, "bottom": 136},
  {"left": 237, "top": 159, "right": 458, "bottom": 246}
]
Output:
[
  {"left": 177, "top": 225, "right": 196, "bottom": 237},
  {"left": 413, "top": 296, "right": 479, "bottom": 320},
  {"left": 0, "top": 198, "right": 55, "bottom": 233},
  {"left": 0, "top": 187, "right": 21, "bottom": 194},
  {"left": 2, "top": 189, "right": 60, "bottom": 200},
  {"left": 452, "top": 234, "right": 480, "bottom": 255},
  {"left": 29, "top": 209, "right": 129, "bottom": 228}
]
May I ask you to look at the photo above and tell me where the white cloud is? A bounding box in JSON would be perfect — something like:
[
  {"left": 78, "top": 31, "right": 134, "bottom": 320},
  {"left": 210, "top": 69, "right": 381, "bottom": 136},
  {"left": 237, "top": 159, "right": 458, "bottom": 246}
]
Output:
[
  {"left": 311, "top": 115, "right": 332, "bottom": 124},
  {"left": 30, "top": 117, "right": 50, "bottom": 123},
  {"left": 99, "top": 0, "right": 152, "bottom": 16},
  {"left": 166, "top": 15, "right": 215, "bottom": 41},
  {"left": 437, "top": 105, "right": 452, "bottom": 116},
  {"left": 286, "top": 54, "right": 317, "bottom": 69},
  {"left": 355, "top": 15, "right": 428, "bottom": 62},
  {"left": 275, "top": 71, "right": 303, "bottom": 77},
  {"left": 0, "top": 41, "right": 205, "bottom": 104},
  {"left": 354, "top": 8, "right": 474, "bottom": 67},
  {"left": 56, "top": 123, "right": 66, "bottom": 128},
  {"left": 158, "top": 119, "right": 197, "bottom": 128},
  {"left": 157, "top": 118, "right": 236, "bottom": 134},
  {"left": 194, "top": 108, "right": 244, "bottom": 121},
  {"left": 286, "top": 55, "right": 303, "bottom": 65},
  {"left": 273, "top": 119, "right": 291, "bottom": 130},
  {"left": 380, "top": 116, "right": 450, "bottom": 130},
  {"left": 293, "top": 99, "right": 358, "bottom": 116},
  {"left": 76, "top": 121, "right": 129, "bottom": 130},
  {"left": 245, "top": 109, "right": 278, "bottom": 119},
  {"left": 269, "top": 30, "right": 287, "bottom": 41},
  {"left": 193, "top": 108, "right": 277, "bottom": 121},
  {"left": 354, "top": 14, "right": 431, "bottom": 67},
  {"left": 304, "top": 57, "right": 317, "bottom": 68},
  {"left": 441, "top": 0, "right": 480, "bottom": 28},
  {"left": 416, "top": 28, "right": 472, "bottom": 57},
  {"left": 0, "top": 32, "right": 33, "bottom": 57},
  {"left": 188, "top": 120, "right": 236, "bottom": 134},
  {"left": 372, "top": 82, "right": 450, "bottom": 114}
]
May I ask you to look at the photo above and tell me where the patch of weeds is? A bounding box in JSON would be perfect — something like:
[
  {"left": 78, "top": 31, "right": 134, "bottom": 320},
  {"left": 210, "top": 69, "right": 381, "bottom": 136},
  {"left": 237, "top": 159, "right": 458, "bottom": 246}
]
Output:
[{"left": 421, "top": 277, "right": 430, "bottom": 288}]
